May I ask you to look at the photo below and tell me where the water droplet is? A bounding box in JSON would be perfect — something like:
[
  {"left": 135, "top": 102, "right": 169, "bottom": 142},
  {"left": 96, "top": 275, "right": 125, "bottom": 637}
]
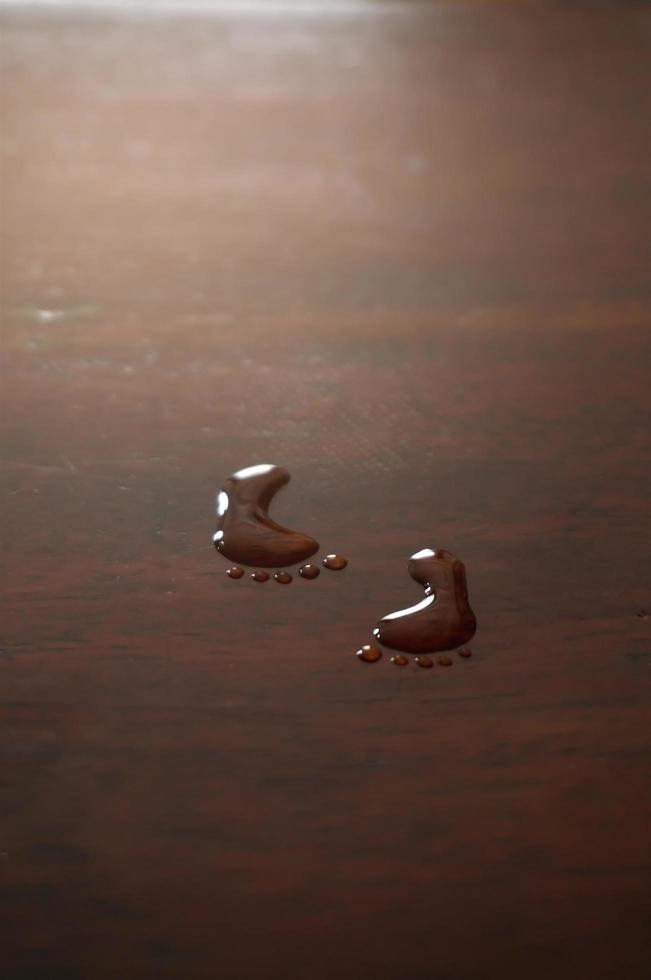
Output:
[
  {"left": 437, "top": 655, "right": 453, "bottom": 667},
  {"left": 357, "top": 645, "right": 382, "bottom": 663},
  {"left": 637, "top": 610, "right": 650, "bottom": 619},
  {"left": 322, "top": 554, "right": 347, "bottom": 570},
  {"left": 458, "top": 647, "right": 472, "bottom": 658},
  {"left": 373, "top": 548, "right": 476, "bottom": 654},
  {"left": 299, "top": 563, "right": 320, "bottom": 580},
  {"left": 390, "top": 654, "right": 408, "bottom": 666},
  {"left": 274, "top": 571, "right": 292, "bottom": 584},
  {"left": 213, "top": 464, "right": 319, "bottom": 568},
  {"left": 226, "top": 566, "right": 244, "bottom": 579},
  {"left": 251, "top": 570, "right": 269, "bottom": 582},
  {"left": 415, "top": 655, "right": 433, "bottom": 669}
]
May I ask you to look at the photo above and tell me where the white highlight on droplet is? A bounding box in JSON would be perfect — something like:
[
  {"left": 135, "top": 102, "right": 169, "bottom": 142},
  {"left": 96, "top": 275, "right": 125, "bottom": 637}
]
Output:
[
  {"left": 232, "top": 463, "right": 275, "bottom": 480},
  {"left": 216, "top": 490, "right": 229, "bottom": 516},
  {"left": 377, "top": 594, "right": 436, "bottom": 622},
  {"left": 411, "top": 547, "right": 435, "bottom": 560}
]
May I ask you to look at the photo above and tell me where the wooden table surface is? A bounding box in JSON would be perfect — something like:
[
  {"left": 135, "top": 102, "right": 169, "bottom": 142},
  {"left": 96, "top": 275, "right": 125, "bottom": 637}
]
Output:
[{"left": 2, "top": 3, "right": 650, "bottom": 978}]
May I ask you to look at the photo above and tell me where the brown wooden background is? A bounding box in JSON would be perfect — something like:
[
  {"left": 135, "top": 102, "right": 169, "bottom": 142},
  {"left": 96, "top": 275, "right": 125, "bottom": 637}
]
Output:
[{"left": 2, "top": 2, "right": 650, "bottom": 978}]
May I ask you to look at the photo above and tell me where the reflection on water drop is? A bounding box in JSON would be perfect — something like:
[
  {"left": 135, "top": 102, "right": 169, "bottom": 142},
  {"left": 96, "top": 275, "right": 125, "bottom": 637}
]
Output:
[
  {"left": 274, "top": 571, "right": 292, "bottom": 584},
  {"left": 458, "top": 647, "right": 472, "bottom": 658},
  {"left": 213, "top": 464, "right": 319, "bottom": 568},
  {"left": 437, "top": 655, "right": 453, "bottom": 667},
  {"left": 299, "top": 563, "right": 320, "bottom": 580},
  {"left": 415, "top": 655, "right": 433, "bottom": 669},
  {"left": 251, "top": 570, "right": 269, "bottom": 582},
  {"left": 226, "top": 566, "right": 244, "bottom": 579},
  {"left": 323, "top": 554, "right": 347, "bottom": 570},
  {"left": 357, "top": 645, "right": 382, "bottom": 663},
  {"left": 390, "top": 654, "right": 408, "bottom": 667}
]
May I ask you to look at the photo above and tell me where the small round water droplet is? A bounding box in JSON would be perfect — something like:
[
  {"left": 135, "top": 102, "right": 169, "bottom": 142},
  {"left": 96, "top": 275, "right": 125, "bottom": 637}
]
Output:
[
  {"left": 274, "top": 571, "right": 292, "bottom": 584},
  {"left": 437, "top": 655, "right": 453, "bottom": 667},
  {"left": 391, "top": 654, "right": 408, "bottom": 667},
  {"left": 299, "top": 563, "right": 320, "bottom": 580},
  {"left": 226, "top": 566, "right": 244, "bottom": 579},
  {"left": 251, "top": 570, "right": 269, "bottom": 582},
  {"left": 323, "top": 554, "right": 347, "bottom": 570},
  {"left": 458, "top": 647, "right": 472, "bottom": 658},
  {"left": 415, "top": 655, "right": 433, "bottom": 669},
  {"left": 357, "top": 645, "right": 382, "bottom": 663}
]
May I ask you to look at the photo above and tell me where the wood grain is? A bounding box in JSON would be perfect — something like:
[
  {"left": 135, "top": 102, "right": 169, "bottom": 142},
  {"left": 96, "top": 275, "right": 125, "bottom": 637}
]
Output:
[{"left": 1, "top": 3, "right": 650, "bottom": 978}]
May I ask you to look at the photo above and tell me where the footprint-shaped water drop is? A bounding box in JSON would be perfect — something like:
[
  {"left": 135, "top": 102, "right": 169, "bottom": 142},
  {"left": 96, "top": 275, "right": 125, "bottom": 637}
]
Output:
[
  {"left": 373, "top": 548, "right": 476, "bottom": 654},
  {"left": 213, "top": 464, "right": 319, "bottom": 568}
]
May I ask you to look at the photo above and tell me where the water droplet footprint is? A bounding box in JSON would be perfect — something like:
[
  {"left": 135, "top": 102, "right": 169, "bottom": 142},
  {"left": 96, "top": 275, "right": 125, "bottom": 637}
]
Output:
[
  {"left": 214, "top": 464, "right": 318, "bottom": 567},
  {"left": 354, "top": 548, "right": 477, "bottom": 671},
  {"left": 215, "top": 464, "right": 347, "bottom": 583}
]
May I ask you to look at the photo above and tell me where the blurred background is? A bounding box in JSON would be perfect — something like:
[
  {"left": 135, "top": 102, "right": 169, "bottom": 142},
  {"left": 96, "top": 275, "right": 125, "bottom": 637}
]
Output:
[{"left": 1, "top": 2, "right": 650, "bottom": 979}]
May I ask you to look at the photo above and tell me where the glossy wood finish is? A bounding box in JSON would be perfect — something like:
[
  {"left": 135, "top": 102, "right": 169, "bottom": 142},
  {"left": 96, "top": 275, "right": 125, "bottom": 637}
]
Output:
[{"left": 2, "top": 3, "right": 650, "bottom": 978}]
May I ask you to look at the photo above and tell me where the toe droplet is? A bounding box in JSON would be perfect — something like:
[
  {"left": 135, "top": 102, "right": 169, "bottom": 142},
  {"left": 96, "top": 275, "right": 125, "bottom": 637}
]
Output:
[
  {"left": 274, "top": 571, "right": 292, "bottom": 584},
  {"left": 213, "top": 464, "right": 319, "bottom": 567},
  {"left": 458, "top": 647, "right": 472, "bottom": 658},
  {"left": 391, "top": 654, "right": 409, "bottom": 666},
  {"left": 415, "top": 655, "right": 433, "bottom": 669},
  {"left": 357, "top": 645, "right": 382, "bottom": 663},
  {"left": 299, "top": 563, "right": 320, "bottom": 580},
  {"left": 251, "top": 570, "right": 269, "bottom": 582},
  {"left": 437, "top": 655, "right": 453, "bottom": 667},
  {"left": 226, "top": 566, "right": 244, "bottom": 579},
  {"left": 323, "top": 554, "right": 347, "bottom": 570}
]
